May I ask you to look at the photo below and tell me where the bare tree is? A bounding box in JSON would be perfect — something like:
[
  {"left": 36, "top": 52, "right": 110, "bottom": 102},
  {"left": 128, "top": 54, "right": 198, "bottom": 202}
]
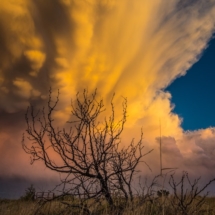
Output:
[
  {"left": 169, "top": 171, "right": 215, "bottom": 215},
  {"left": 22, "top": 89, "right": 152, "bottom": 212}
]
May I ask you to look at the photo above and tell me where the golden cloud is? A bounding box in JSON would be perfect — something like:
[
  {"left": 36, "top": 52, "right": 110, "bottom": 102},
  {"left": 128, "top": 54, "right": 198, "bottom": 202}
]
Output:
[{"left": 0, "top": 0, "right": 215, "bottom": 180}]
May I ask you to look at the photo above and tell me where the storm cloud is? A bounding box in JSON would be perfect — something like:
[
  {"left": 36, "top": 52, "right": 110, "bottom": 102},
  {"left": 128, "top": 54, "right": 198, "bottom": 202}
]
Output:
[{"left": 1, "top": 0, "right": 215, "bottom": 197}]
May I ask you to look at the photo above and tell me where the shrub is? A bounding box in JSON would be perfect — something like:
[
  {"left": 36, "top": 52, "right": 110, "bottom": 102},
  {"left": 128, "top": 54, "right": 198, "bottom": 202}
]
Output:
[{"left": 20, "top": 184, "right": 35, "bottom": 201}]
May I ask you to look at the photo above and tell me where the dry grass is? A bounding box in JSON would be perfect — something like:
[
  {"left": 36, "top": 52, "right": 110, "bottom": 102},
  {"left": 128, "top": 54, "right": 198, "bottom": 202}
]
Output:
[
  {"left": 0, "top": 199, "right": 68, "bottom": 215},
  {"left": 1, "top": 196, "right": 215, "bottom": 215}
]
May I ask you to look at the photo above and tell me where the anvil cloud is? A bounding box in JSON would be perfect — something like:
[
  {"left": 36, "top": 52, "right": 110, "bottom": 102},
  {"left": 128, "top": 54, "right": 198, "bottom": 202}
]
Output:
[{"left": 1, "top": 0, "right": 215, "bottom": 196}]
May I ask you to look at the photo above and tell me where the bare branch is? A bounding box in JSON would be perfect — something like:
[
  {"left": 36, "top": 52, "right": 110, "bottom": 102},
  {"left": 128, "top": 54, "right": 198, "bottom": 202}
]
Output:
[{"left": 23, "top": 88, "right": 152, "bottom": 211}]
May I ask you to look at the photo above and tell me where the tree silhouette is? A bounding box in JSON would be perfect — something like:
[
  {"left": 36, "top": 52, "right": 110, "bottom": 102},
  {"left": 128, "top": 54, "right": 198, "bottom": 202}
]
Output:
[{"left": 22, "top": 89, "right": 152, "bottom": 210}]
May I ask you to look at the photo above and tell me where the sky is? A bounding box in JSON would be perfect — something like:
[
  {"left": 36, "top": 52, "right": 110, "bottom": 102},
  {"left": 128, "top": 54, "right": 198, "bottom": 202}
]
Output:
[
  {"left": 166, "top": 36, "right": 215, "bottom": 131},
  {"left": 1, "top": 0, "right": 215, "bottom": 198}
]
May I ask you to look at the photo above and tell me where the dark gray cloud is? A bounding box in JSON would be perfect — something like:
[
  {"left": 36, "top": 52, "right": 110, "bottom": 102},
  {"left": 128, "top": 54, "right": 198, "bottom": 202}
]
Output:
[{"left": 0, "top": 175, "right": 58, "bottom": 199}]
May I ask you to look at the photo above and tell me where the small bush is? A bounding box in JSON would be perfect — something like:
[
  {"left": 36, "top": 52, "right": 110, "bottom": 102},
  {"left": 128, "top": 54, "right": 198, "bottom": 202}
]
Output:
[
  {"left": 157, "top": 189, "right": 169, "bottom": 198},
  {"left": 20, "top": 184, "right": 35, "bottom": 201}
]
